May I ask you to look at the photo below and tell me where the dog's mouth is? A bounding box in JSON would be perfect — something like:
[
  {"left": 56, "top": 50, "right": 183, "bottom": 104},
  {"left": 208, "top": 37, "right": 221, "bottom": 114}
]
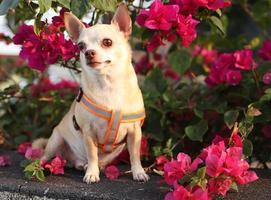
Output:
[{"left": 86, "top": 60, "right": 111, "bottom": 68}]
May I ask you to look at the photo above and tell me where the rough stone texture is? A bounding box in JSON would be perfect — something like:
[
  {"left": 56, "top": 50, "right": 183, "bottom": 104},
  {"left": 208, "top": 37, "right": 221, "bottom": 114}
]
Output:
[{"left": 0, "top": 150, "right": 270, "bottom": 200}]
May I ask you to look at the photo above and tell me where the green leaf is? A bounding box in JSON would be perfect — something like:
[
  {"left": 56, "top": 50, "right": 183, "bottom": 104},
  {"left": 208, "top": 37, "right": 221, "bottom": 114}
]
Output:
[
  {"left": 143, "top": 68, "right": 168, "bottom": 99},
  {"left": 243, "top": 139, "right": 253, "bottom": 157},
  {"left": 197, "top": 167, "right": 206, "bottom": 179},
  {"left": 0, "top": 0, "right": 19, "bottom": 15},
  {"left": 34, "top": 14, "right": 43, "bottom": 35},
  {"left": 24, "top": 163, "right": 36, "bottom": 172},
  {"left": 209, "top": 16, "right": 225, "bottom": 35},
  {"left": 70, "top": 0, "right": 92, "bottom": 18},
  {"left": 38, "top": 0, "right": 52, "bottom": 13},
  {"left": 185, "top": 120, "right": 208, "bottom": 142},
  {"left": 57, "top": 0, "right": 71, "bottom": 9},
  {"left": 36, "top": 170, "right": 45, "bottom": 182},
  {"left": 91, "top": 0, "right": 121, "bottom": 12},
  {"left": 230, "top": 182, "right": 239, "bottom": 192},
  {"left": 224, "top": 110, "right": 239, "bottom": 129},
  {"left": 193, "top": 107, "right": 204, "bottom": 119},
  {"left": 169, "top": 48, "right": 192, "bottom": 75},
  {"left": 247, "top": 106, "right": 262, "bottom": 117},
  {"left": 265, "top": 88, "right": 271, "bottom": 94}
]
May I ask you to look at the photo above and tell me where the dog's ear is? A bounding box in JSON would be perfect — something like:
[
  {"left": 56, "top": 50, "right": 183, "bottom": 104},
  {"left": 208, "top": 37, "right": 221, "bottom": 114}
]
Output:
[
  {"left": 111, "top": 3, "right": 132, "bottom": 38},
  {"left": 64, "top": 12, "right": 85, "bottom": 42}
]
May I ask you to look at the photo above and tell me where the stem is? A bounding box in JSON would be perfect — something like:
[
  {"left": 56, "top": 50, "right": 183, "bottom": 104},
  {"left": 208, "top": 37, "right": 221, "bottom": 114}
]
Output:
[
  {"left": 252, "top": 68, "right": 261, "bottom": 93},
  {"left": 61, "top": 62, "right": 81, "bottom": 73}
]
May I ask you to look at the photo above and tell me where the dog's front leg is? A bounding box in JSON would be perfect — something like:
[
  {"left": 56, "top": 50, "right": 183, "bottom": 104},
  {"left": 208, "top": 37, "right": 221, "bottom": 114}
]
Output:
[
  {"left": 127, "top": 123, "right": 150, "bottom": 182},
  {"left": 82, "top": 128, "right": 100, "bottom": 184}
]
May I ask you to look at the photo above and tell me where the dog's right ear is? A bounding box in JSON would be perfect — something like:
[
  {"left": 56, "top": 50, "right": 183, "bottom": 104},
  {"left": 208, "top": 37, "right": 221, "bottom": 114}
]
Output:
[{"left": 64, "top": 12, "right": 85, "bottom": 42}]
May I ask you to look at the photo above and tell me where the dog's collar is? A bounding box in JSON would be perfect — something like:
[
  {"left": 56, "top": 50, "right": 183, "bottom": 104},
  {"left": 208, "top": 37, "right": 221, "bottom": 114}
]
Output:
[{"left": 74, "top": 88, "right": 145, "bottom": 153}]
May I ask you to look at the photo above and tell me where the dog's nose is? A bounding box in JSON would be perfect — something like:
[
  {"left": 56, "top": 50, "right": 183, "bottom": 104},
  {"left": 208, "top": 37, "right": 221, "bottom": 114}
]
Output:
[{"left": 85, "top": 50, "right": 96, "bottom": 59}]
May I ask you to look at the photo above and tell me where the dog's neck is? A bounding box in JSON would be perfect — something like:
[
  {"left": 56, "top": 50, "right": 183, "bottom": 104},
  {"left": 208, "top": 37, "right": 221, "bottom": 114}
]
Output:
[{"left": 80, "top": 61, "right": 141, "bottom": 111}]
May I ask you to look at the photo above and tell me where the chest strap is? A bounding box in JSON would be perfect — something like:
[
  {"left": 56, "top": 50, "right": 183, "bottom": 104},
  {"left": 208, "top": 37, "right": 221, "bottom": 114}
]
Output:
[{"left": 74, "top": 88, "right": 145, "bottom": 153}]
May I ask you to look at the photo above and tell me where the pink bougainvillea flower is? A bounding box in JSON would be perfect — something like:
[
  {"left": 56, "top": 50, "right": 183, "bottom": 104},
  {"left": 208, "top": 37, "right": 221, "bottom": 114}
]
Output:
[
  {"left": 200, "top": 141, "right": 226, "bottom": 177},
  {"left": 164, "top": 69, "right": 180, "bottom": 80},
  {"left": 236, "top": 170, "right": 258, "bottom": 185},
  {"left": 136, "top": 0, "right": 179, "bottom": 31},
  {"left": 25, "top": 147, "right": 43, "bottom": 160},
  {"left": 17, "top": 142, "right": 32, "bottom": 154},
  {"left": 225, "top": 70, "right": 242, "bottom": 86},
  {"left": 135, "top": 55, "right": 154, "bottom": 75},
  {"left": 234, "top": 49, "right": 256, "bottom": 70},
  {"left": 140, "top": 136, "right": 149, "bottom": 157},
  {"left": 166, "top": 185, "right": 208, "bottom": 200},
  {"left": 12, "top": 24, "right": 36, "bottom": 45},
  {"left": 261, "top": 125, "right": 271, "bottom": 138},
  {"left": 231, "top": 132, "right": 243, "bottom": 148},
  {"left": 205, "top": 0, "right": 231, "bottom": 11},
  {"left": 262, "top": 72, "right": 271, "bottom": 85},
  {"left": 164, "top": 153, "right": 202, "bottom": 185},
  {"left": 13, "top": 17, "right": 79, "bottom": 72},
  {"left": 146, "top": 33, "right": 165, "bottom": 52},
  {"left": 45, "top": 155, "right": 66, "bottom": 175},
  {"left": 258, "top": 40, "right": 271, "bottom": 61},
  {"left": 176, "top": 15, "right": 200, "bottom": 47},
  {"left": 212, "top": 135, "right": 229, "bottom": 145},
  {"left": 170, "top": 185, "right": 190, "bottom": 200},
  {"left": 200, "top": 48, "right": 218, "bottom": 65},
  {"left": 105, "top": 165, "right": 120, "bottom": 180},
  {"left": 214, "top": 53, "right": 235, "bottom": 69},
  {"left": 156, "top": 155, "right": 169, "bottom": 171},
  {"left": 31, "top": 78, "right": 79, "bottom": 97},
  {"left": 170, "top": 0, "right": 208, "bottom": 15},
  {"left": 0, "top": 155, "right": 11, "bottom": 167},
  {"left": 206, "top": 52, "right": 245, "bottom": 87},
  {"left": 208, "top": 178, "right": 232, "bottom": 196}
]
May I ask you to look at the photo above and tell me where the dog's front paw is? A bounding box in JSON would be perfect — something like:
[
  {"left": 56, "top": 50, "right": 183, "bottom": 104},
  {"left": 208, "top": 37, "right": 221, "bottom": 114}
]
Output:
[
  {"left": 83, "top": 166, "right": 100, "bottom": 184},
  {"left": 132, "top": 167, "right": 150, "bottom": 182}
]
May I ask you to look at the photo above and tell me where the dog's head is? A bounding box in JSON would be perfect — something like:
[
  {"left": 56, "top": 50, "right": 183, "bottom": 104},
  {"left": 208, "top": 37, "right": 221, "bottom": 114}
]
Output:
[{"left": 64, "top": 3, "right": 132, "bottom": 74}]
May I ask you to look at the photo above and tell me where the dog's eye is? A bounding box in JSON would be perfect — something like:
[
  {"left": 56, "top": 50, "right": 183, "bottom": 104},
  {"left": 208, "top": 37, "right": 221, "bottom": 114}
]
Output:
[
  {"left": 102, "top": 38, "right": 112, "bottom": 47},
  {"left": 78, "top": 42, "right": 86, "bottom": 51}
]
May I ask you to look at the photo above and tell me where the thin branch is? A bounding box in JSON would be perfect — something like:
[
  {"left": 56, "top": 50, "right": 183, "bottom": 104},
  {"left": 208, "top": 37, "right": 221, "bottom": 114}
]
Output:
[{"left": 61, "top": 62, "right": 81, "bottom": 73}]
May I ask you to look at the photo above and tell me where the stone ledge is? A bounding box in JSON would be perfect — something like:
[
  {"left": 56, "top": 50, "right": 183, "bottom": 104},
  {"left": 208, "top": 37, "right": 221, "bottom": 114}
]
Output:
[{"left": 0, "top": 151, "right": 271, "bottom": 200}]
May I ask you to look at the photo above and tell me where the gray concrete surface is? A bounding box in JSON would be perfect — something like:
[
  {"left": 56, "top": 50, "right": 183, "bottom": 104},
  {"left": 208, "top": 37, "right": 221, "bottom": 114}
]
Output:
[{"left": 0, "top": 150, "right": 270, "bottom": 200}]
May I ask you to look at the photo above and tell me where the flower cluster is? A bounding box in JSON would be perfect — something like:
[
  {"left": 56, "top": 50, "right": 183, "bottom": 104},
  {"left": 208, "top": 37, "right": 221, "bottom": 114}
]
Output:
[
  {"left": 205, "top": 49, "right": 257, "bottom": 86},
  {"left": 18, "top": 141, "right": 66, "bottom": 176},
  {"left": 105, "top": 165, "right": 120, "bottom": 180},
  {"left": 0, "top": 155, "right": 11, "bottom": 167},
  {"left": 258, "top": 40, "right": 271, "bottom": 61},
  {"left": 18, "top": 142, "right": 43, "bottom": 160},
  {"left": 31, "top": 78, "right": 79, "bottom": 97},
  {"left": 13, "top": 10, "right": 79, "bottom": 71},
  {"left": 41, "top": 156, "right": 67, "bottom": 175},
  {"left": 136, "top": 0, "right": 231, "bottom": 51},
  {"left": 162, "top": 132, "right": 258, "bottom": 200},
  {"left": 258, "top": 40, "right": 271, "bottom": 85}
]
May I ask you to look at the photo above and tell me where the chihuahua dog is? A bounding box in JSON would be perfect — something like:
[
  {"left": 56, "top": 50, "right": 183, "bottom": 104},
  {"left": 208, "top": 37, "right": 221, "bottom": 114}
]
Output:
[{"left": 35, "top": 3, "right": 149, "bottom": 184}]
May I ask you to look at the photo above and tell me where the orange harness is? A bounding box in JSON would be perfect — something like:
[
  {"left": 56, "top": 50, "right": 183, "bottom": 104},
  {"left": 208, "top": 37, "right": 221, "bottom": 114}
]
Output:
[{"left": 73, "top": 88, "right": 145, "bottom": 153}]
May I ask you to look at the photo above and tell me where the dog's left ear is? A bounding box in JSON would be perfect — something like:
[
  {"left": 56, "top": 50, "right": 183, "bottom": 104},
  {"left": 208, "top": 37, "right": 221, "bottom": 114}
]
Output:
[{"left": 111, "top": 3, "right": 132, "bottom": 38}]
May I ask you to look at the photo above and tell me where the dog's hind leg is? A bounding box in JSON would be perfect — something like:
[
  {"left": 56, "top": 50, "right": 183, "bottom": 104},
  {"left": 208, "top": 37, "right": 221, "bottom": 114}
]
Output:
[{"left": 41, "top": 127, "right": 64, "bottom": 161}]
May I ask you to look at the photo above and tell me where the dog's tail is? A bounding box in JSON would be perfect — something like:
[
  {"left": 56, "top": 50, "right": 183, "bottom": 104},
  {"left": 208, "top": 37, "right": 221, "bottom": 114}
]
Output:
[{"left": 32, "top": 138, "right": 48, "bottom": 150}]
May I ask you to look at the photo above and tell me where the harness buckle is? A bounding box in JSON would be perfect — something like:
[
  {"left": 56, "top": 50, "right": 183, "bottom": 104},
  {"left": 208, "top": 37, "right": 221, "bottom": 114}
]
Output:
[{"left": 76, "top": 88, "right": 83, "bottom": 102}]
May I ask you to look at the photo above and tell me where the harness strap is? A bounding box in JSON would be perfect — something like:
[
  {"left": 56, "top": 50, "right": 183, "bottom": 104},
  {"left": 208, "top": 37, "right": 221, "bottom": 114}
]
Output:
[{"left": 73, "top": 88, "right": 145, "bottom": 153}]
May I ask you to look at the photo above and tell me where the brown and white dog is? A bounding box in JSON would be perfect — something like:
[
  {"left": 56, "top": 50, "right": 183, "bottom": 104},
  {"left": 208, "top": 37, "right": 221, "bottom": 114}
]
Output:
[{"left": 34, "top": 3, "right": 149, "bottom": 184}]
